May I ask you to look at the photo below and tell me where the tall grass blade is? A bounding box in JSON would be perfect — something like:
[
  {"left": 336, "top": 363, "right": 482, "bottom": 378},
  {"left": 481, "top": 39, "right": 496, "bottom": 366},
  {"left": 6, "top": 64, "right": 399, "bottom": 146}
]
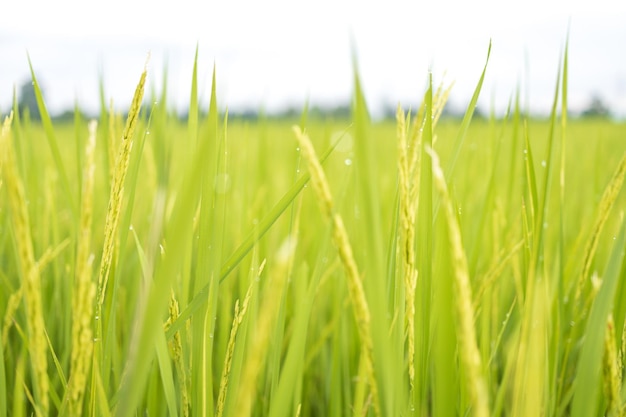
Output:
[
  {"left": 27, "top": 55, "right": 77, "bottom": 219},
  {"left": 572, "top": 218, "right": 626, "bottom": 417},
  {"left": 165, "top": 136, "right": 343, "bottom": 338},
  {"left": 0, "top": 327, "right": 6, "bottom": 417},
  {"left": 445, "top": 41, "right": 491, "bottom": 181}
]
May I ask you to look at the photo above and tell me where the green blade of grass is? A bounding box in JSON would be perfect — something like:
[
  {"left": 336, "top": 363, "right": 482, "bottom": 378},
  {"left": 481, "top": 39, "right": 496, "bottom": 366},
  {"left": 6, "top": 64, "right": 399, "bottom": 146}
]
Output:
[
  {"left": 27, "top": 55, "right": 77, "bottom": 219},
  {"left": 165, "top": 133, "right": 344, "bottom": 339},
  {"left": 571, "top": 218, "right": 626, "bottom": 417},
  {"left": 191, "top": 63, "right": 221, "bottom": 416},
  {"left": 414, "top": 73, "right": 434, "bottom": 413},
  {"left": 0, "top": 329, "right": 6, "bottom": 417},
  {"left": 445, "top": 41, "right": 491, "bottom": 181},
  {"left": 154, "top": 329, "right": 179, "bottom": 417}
]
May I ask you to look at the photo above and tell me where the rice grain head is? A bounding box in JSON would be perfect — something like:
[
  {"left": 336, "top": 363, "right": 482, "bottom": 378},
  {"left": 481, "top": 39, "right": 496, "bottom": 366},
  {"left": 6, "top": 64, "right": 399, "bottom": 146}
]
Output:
[
  {"left": 575, "top": 153, "right": 626, "bottom": 304},
  {"left": 68, "top": 120, "right": 98, "bottom": 417},
  {"left": 164, "top": 290, "right": 190, "bottom": 417},
  {"left": 1, "top": 287, "right": 23, "bottom": 350},
  {"left": 96, "top": 68, "right": 147, "bottom": 318},
  {"left": 216, "top": 278, "right": 254, "bottom": 417},
  {"left": 396, "top": 105, "right": 418, "bottom": 394},
  {"left": 603, "top": 313, "right": 622, "bottom": 415},
  {"left": 1, "top": 112, "right": 50, "bottom": 415},
  {"left": 426, "top": 145, "right": 489, "bottom": 417},
  {"left": 293, "top": 125, "right": 380, "bottom": 417}
]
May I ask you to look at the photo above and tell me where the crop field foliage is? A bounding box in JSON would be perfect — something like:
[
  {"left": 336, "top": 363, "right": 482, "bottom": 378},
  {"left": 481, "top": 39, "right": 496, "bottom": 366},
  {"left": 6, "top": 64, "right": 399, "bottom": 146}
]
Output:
[{"left": 1, "top": 43, "right": 626, "bottom": 417}]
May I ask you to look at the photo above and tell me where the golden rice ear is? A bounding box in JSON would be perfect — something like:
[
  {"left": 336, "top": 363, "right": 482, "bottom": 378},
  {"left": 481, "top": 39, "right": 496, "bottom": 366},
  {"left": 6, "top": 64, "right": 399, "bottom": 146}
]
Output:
[
  {"left": 292, "top": 125, "right": 380, "bottom": 417},
  {"left": 216, "top": 274, "right": 256, "bottom": 417},
  {"left": 1, "top": 112, "right": 50, "bottom": 415},
  {"left": 427, "top": 145, "right": 489, "bottom": 417},
  {"left": 163, "top": 290, "right": 190, "bottom": 417},
  {"left": 68, "top": 119, "right": 98, "bottom": 417},
  {"left": 603, "top": 314, "right": 621, "bottom": 416},
  {"left": 96, "top": 68, "right": 147, "bottom": 319},
  {"left": 575, "top": 153, "right": 626, "bottom": 305}
]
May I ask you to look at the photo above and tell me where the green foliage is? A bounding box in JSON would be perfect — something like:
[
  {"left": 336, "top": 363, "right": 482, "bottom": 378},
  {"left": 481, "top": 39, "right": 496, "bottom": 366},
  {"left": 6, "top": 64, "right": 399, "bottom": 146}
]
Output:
[{"left": 1, "top": 45, "right": 626, "bottom": 417}]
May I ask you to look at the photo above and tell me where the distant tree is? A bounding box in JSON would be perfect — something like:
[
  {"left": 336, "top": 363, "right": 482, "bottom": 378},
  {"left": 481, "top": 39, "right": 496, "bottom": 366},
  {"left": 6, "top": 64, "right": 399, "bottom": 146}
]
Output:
[
  {"left": 581, "top": 95, "right": 611, "bottom": 118},
  {"left": 18, "top": 79, "right": 42, "bottom": 121}
]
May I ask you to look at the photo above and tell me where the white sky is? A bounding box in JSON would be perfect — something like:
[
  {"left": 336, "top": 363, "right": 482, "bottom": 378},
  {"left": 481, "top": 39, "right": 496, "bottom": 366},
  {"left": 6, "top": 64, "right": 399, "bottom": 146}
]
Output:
[{"left": 1, "top": 0, "right": 625, "bottom": 118}]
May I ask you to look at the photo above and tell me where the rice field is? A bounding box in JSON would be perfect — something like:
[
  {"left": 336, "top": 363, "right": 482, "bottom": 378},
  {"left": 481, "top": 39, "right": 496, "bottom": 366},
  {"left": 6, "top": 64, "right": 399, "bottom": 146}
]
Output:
[{"left": 1, "top": 45, "right": 626, "bottom": 417}]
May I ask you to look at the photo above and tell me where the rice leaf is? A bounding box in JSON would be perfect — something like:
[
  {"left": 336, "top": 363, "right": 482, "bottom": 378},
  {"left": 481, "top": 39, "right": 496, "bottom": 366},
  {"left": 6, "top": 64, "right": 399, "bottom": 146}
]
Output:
[
  {"left": 571, "top": 218, "right": 626, "bottom": 417},
  {"left": 27, "top": 55, "right": 77, "bottom": 219}
]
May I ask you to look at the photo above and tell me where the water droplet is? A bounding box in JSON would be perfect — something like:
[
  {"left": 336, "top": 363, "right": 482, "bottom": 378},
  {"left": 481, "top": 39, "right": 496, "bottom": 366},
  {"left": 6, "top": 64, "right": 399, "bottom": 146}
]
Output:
[
  {"left": 344, "top": 158, "right": 352, "bottom": 166},
  {"left": 129, "top": 225, "right": 134, "bottom": 231},
  {"left": 523, "top": 149, "right": 528, "bottom": 154},
  {"left": 296, "top": 147, "right": 300, "bottom": 151},
  {"left": 541, "top": 160, "right": 546, "bottom": 167},
  {"left": 146, "top": 130, "right": 150, "bottom": 135},
  {"left": 95, "top": 315, "right": 100, "bottom": 320}
]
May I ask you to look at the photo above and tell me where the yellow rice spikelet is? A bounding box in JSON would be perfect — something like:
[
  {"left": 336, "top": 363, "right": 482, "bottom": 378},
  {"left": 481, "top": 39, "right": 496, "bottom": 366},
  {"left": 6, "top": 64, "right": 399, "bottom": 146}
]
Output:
[
  {"left": 68, "top": 120, "right": 98, "bottom": 416},
  {"left": 427, "top": 146, "right": 489, "bottom": 417},
  {"left": 603, "top": 314, "right": 622, "bottom": 415},
  {"left": 96, "top": 67, "right": 147, "bottom": 316},
  {"left": 396, "top": 83, "right": 451, "bottom": 397},
  {"left": 163, "top": 290, "right": 190, "bottom": 417},
  {"left": 293, "top": 126, "right": 381, "bottom": 417},
  {"left": 1, "top": 112, "right": 50, "bottom": 415},
  {"left": 235, "top": 248, "right": 290, "bottom": 416},
  {"left": 216, "top": 278, "right": 254, "bottom": 417},
  {"left": 396, "top": 105, "right": 419, "bottom": 394},
  {"left": 575, "top": 153, "right": 626, "bottom": 303},
  {"left": 2, "top": 287, "right": 23, "bottom": 349}
]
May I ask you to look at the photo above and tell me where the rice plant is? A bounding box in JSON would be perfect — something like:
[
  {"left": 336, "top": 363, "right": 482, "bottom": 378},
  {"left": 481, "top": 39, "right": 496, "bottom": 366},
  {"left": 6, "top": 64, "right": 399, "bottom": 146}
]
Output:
[{"left": 1, "top": 40, "right": 626, "bottom": 417}]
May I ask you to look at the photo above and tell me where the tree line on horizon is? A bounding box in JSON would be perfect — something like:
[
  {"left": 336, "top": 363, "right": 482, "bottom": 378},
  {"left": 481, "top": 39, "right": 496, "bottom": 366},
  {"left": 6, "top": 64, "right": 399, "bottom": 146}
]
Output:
[{"left": 12, "top": 78, "right": 616, "bottom": 123}]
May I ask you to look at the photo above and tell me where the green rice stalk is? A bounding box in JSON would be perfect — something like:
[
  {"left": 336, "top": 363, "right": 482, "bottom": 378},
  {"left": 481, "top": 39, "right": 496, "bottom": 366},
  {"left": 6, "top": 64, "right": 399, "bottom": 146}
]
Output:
[
  {"left": 617, "top": 320, "right": 626, "bottom": 384},
  {"left": 27, "top": 56, "right": 77, "bottom": 219},
  {"left": 235, "top": 238, "right": 295, "bottom": 416},
  {"left": 0, "top": 112, "right": 49, "bottom": 415},
  {"left": 293, "top": 126, "right": 380, "bottom": 417},
  {"left": 426, "top": 146, "right": 489, "bottom": 417},
  {"left": 67, "top": 120, "right": 98, "bottom": 417},
  {"left": 572, "top": 218, "right": 626, "bottom": 417},
  {"left": 0, "top": 319, "right": 5, "bottom": 417},
  {"left": 164, "top": 135, "right": 343, "bottom": 339},
  {"left": 107, "top": 100, "right": 117, "bottom": 185}
]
